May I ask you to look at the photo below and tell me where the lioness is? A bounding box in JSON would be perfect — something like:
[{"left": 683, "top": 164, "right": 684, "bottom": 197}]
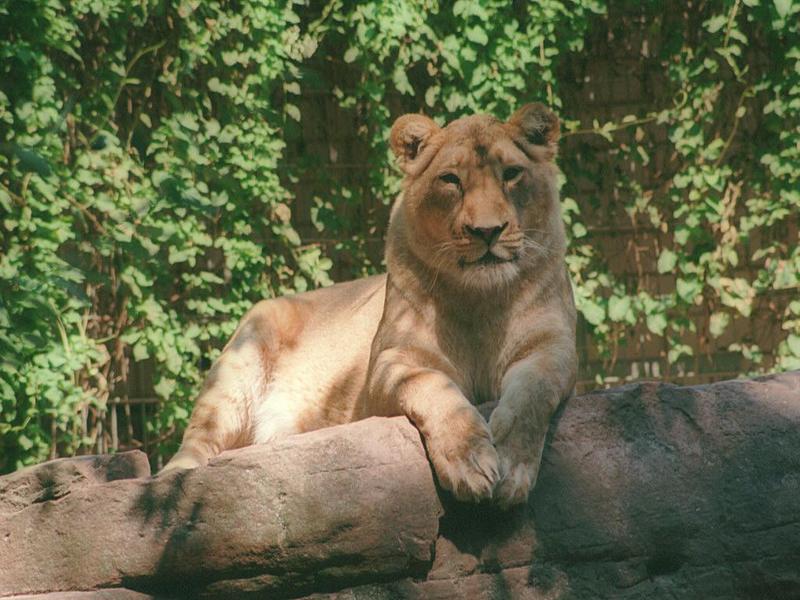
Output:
[{"left": 162, "top": 103, "right": 577, "bottom": 508}]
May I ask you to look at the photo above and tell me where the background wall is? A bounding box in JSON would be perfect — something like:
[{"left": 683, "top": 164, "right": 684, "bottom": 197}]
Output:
[{"left": 1, "top": 0, "right": 798, "bottom": 472}]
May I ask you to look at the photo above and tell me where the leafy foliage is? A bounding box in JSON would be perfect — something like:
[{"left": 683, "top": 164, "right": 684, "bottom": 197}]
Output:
[
  {"left": 0, "top": 0, "right": 327, "bottom": 470},
  {"left": 311, "top": 0, "right": 800, "bottom": 382},
  {"left": 1, "top": 0, "right": 798, "bottom": 471}
]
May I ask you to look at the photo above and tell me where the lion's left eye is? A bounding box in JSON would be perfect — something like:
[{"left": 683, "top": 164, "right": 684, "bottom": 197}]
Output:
[
  {"left": 439, "top": 172, "right": 461, "bottom": 187},
  {"left": 503, "top": 166, "right": 523, "bottom": 182}
]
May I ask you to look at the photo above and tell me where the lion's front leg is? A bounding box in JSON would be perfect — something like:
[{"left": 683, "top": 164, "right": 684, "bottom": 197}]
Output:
[
  {"left": 370, "top": 350, "right": 500, "bottom": 502},
  {"left": 490, "top": 355, "right": 575, "bottom": 509},
  {"left": 424, "top": 402, "right": 500, "bottom": 502}
]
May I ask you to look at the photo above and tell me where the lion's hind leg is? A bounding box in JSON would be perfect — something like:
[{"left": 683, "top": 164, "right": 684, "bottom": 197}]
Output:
[
  {"left": 158, "top": 350, "right": 261, "bottom": 474},
  {"left": 160, "top": 301, "right": 295, "bottom": 474}
]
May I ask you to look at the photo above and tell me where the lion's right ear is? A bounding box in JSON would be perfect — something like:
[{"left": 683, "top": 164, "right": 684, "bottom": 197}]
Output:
[
  {"left": 508, "top": 103, "right": 560, "bottom": 159},
  {"left": 390, "top": 114, "right": 440, "bottom": 173}
]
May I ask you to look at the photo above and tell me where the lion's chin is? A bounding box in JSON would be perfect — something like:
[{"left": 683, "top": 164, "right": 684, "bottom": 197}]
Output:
[{"left": 457, "top": 260, "right": 521, "bottom": 290}]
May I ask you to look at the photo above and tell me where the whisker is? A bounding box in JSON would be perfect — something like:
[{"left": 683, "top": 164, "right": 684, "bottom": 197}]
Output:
[
  {"left": 521, "top": 238, "right": 554, "bottom": 259},
  {"left": 426, "top": 241, "right": 459, "bottom": 292},
  {"left": 428, "top": 250, "right": 450, "bottom": 293},
  {"left": 522, "top": 239, "right": 550, "bottom": 252}
]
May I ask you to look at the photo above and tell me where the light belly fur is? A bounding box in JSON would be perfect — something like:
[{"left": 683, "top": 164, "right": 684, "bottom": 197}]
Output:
[{"left": 249, "top": 274, "right": 386, "bottom": 442}]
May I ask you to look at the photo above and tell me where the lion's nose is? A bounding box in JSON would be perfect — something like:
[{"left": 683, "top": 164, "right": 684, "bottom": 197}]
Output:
[{"left": 464, "top": 222, "right": 508, "bottom": 246}]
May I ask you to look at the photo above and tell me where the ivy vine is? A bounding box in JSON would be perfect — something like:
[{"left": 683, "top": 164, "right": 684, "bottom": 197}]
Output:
[{"left": 1, "top": 0, "right": 797, "bottom": 471}]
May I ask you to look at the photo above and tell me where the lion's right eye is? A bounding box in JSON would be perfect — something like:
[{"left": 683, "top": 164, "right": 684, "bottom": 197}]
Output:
[
  {"left": 439, "top": 173, "right": 461, "bottom": 187},
  {"left": 503, "top": 166, "right": 523, "bottom": 182}
]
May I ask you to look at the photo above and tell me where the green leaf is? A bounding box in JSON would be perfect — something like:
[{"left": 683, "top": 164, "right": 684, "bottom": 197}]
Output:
[
  {"left": 787, "top": 334, "right": 800, "bottom": 357},
  {"left": 705, "top": 15, "right": 727, "bottom": 33},
  {"left": 709, "top": 312, "right": 730, "bottom": 338},
  {"left": 657, "top": 249, "right": 678, "bottom": 274},
  {"left": 154, "top": 377, "right": 176, "bottom": 399},
  {"left": 393, "top": 67, "right": 414, "bottom": 95},
  {"left": 424, "top": 85, "right": 439, "bottom": 107},
  {"left": 774, "top": 0, "right": 791, "bottom": 17},
  {"left": 676, "top": 278, "right": 701, "bottom": 303},
  {"left": 580, "top": 299, "right": 605, "bottom": 326},
  {"left": 646, "top": 313, "right": 668, "bottom": 336},
  {"left": 168, "top": 246, "right": 193, "bottom": 265},
  {"left": 285, "top": 104, "right": 301, "bottom": 121},
  {"left": 343, "top": 47, "right": 359, "bottom": 63},
  {"left": 175, "top": 113, "right": 199, "bottom": 131},
  {"left": 132, "top": 342, "right": 149, "bottom": 362},
  {"left": 668, "top": 343, "right": 693, "bottom": 363},
  {"left": 466, "top": 27, "right": 488, "bottom": 46},
  {"left": 608, "top": 295, "right": 632, "bottom": 322}
]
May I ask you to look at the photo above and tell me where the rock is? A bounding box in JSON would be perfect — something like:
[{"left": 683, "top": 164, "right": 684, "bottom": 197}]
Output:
[
  {"left": 308, "top": 371, "right": 800, "bottom": 599},
  {"left": 1, "top": 372, "right": 799, "bottom": 599},
  {"left": 524, "top": 371, "right": 800, "bottom": 599},
  {"left": 0, "top": 417, "right": 441, "bottom": 598},
  {"left": 8, "top": 592, "right": 156, "bottom": 600},
  {"left": 304, "top": 565, "right": 558, "bottom": 599},
  {"left": 0, "top": 451, "right": 151, "bottom": 516}
]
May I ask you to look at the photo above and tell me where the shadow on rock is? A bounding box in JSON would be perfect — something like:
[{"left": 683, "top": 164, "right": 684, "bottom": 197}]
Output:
[{"left": 526, "top": 373, "right": 800, "bottom": 599}]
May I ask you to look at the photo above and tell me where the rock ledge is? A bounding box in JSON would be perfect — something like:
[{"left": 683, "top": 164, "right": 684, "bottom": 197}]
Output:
[{"left": 1, "top": 372, "right": 799, "bottom": 599}]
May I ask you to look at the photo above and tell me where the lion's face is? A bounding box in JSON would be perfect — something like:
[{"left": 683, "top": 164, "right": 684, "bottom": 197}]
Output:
[{"left": 389, "top": 104, "right": 564, "bottom": 290}]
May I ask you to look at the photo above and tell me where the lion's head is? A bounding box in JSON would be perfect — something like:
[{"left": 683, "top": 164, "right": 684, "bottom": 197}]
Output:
[{"left": 388, "top": 103, "right": 565, "bottom": 291}]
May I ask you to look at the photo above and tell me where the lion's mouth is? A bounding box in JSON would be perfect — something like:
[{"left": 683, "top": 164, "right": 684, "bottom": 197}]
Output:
[{"left": 460, "top": 251, "right": 516, "bottom": 268}]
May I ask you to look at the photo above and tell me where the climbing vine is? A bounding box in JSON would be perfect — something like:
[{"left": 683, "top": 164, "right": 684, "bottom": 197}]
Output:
[
  {"left": 310, "top": 0, "right": 800, "bottom": 382},
  {"left": 1, "top": 0, "right": 798, "bottom": 471},
  {"left": 0, "top": 0, "right": 324, "bottom": 470}
]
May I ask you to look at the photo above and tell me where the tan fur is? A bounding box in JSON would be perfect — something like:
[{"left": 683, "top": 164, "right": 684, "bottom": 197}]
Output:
[{"left": 162, "top": 103, "right": 577, "bottom": 509}]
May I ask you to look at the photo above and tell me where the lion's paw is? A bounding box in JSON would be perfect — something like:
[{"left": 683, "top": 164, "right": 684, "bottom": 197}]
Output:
[
  {"left": 490, "top": 403, "right": 549, "bottom": 509},
  {"left": 493, "top": 457, "right": 535, "bottom": 510},
  {"left": 158, "top": 454, "right": 203, "bottom": 476},
  {"left": 428, "top": 427, "right": 500, "bottom": 503},
  {"left": 488, "top": 404, "right": 516, "bottom": 443}
]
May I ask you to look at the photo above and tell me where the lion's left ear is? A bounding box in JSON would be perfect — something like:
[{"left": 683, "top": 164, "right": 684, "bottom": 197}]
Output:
[
  {"left": 508, "top": 103, "right": 560, "bottom": 158},
  {"left": 390, "top": 114, "right": 440, "bottom": 173}
]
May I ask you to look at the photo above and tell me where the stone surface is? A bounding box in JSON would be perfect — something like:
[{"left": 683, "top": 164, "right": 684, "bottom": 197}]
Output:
[
  {"left": 1, "top": 372, "right": 799, "bottom": 599},
  {"left": 8, "top": 592, "right": 156, "bottom": 600},
  {"left": 0, "top": 417, "right": 441, "bottom": 599},
  {"left": 307, "top": 371, "right": 800, "bottom": 599},
  {"left": 0, "top": 450, "right": 150, "bottom": 516}
]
